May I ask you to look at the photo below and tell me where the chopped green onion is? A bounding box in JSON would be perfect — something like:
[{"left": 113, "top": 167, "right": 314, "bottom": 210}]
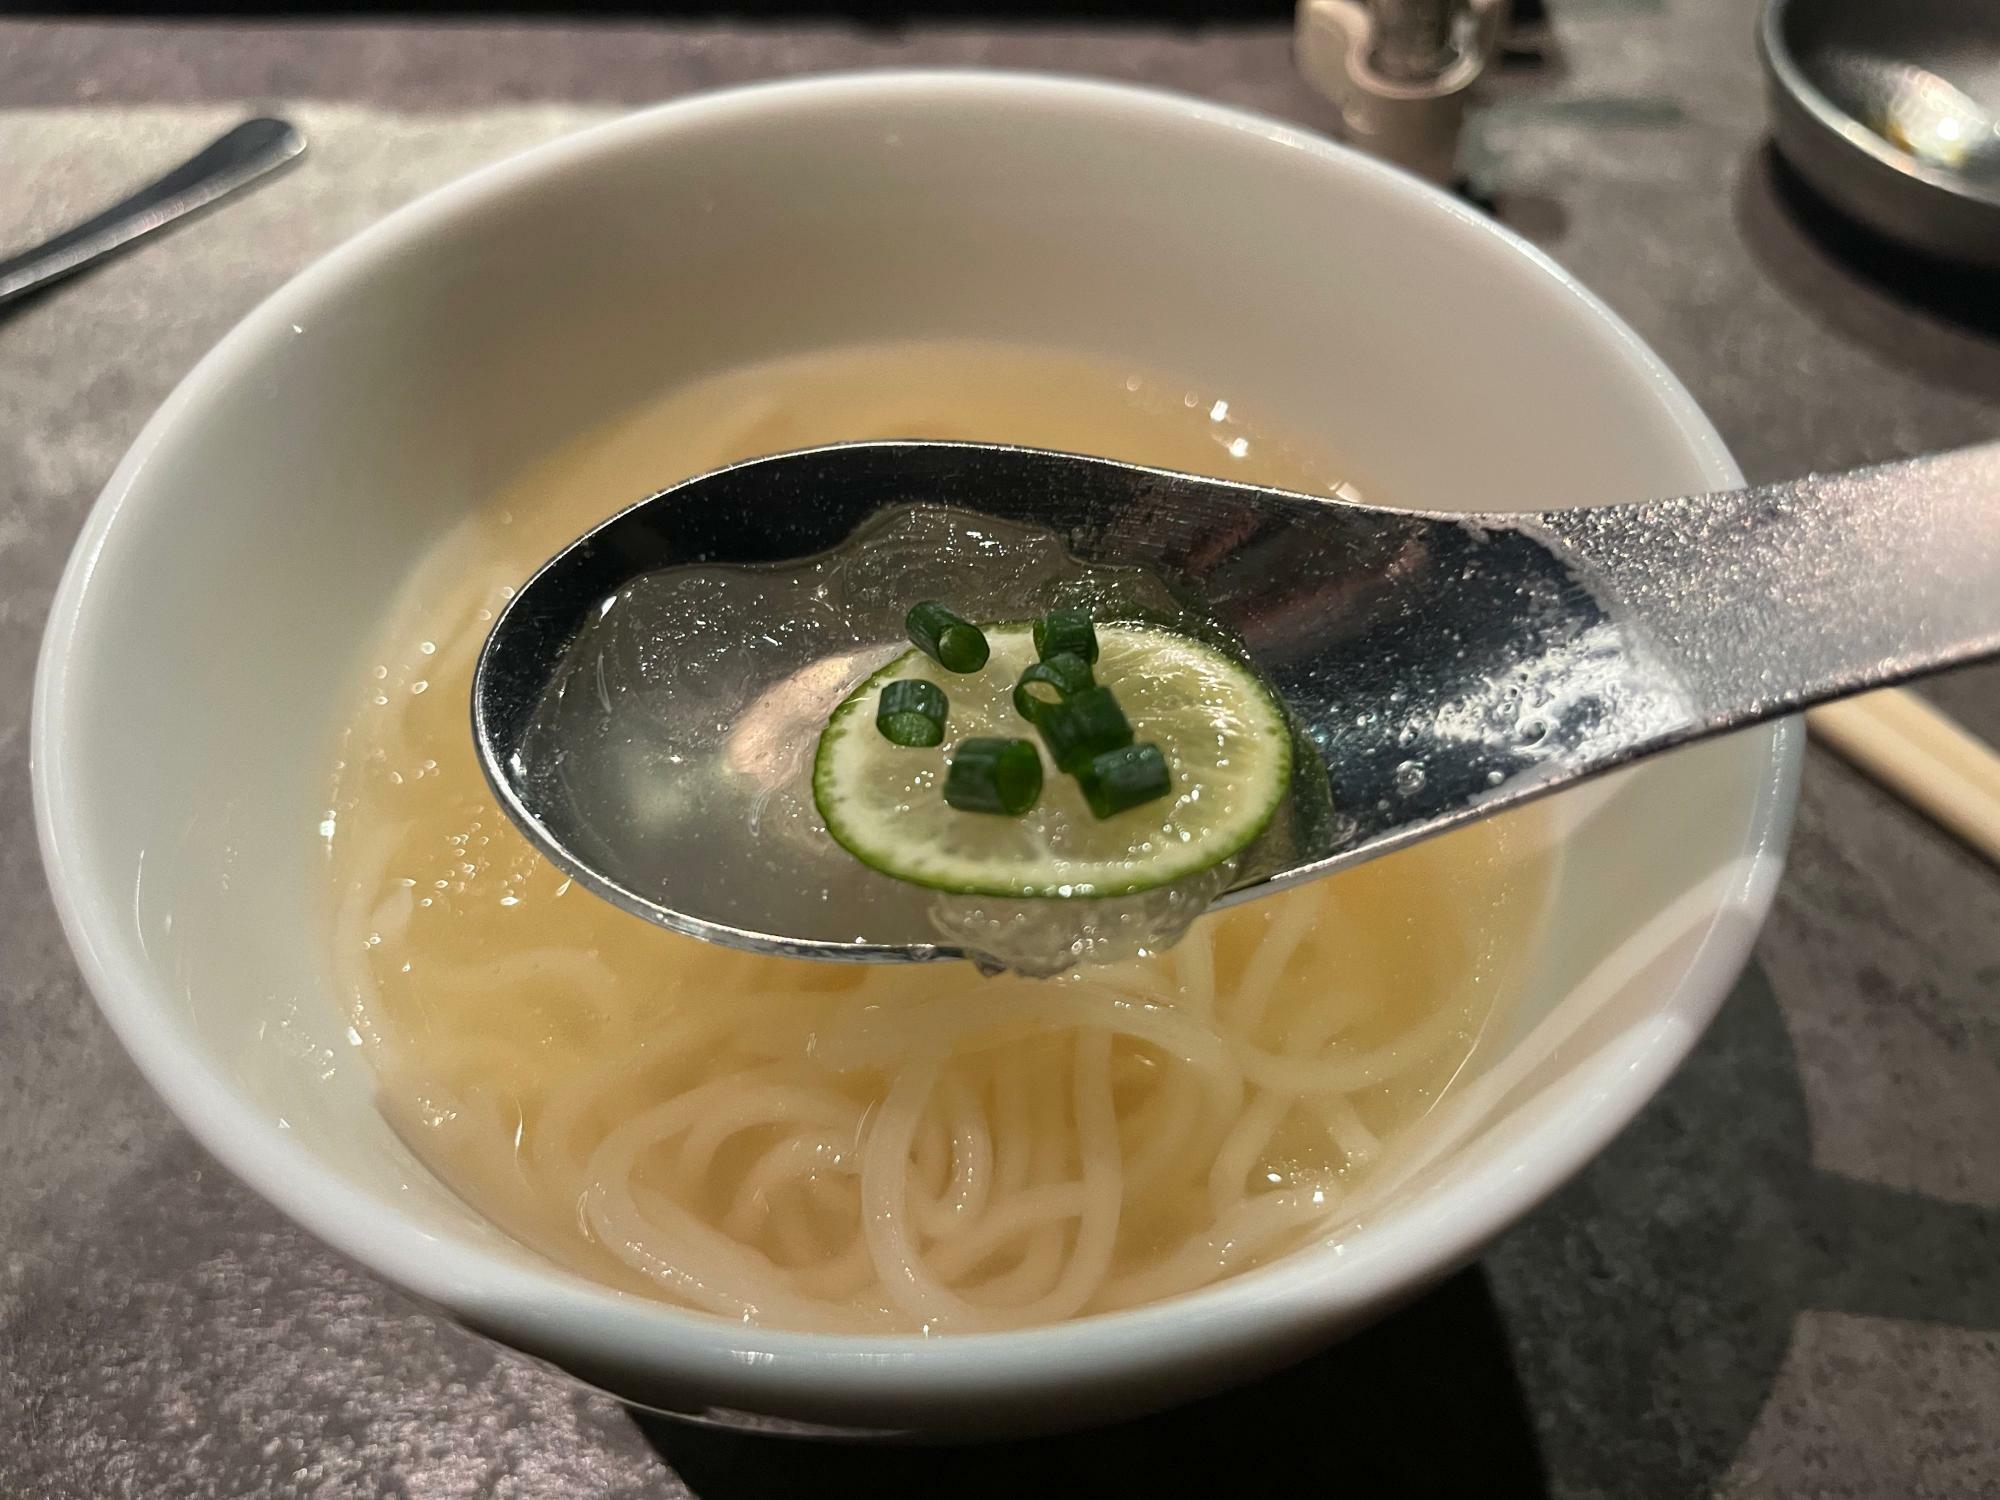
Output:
[
  {"left": 1033, "top": 684, "right": 1133, "bottom": 775},
  {"left": 1033, "top": 608, "right": 1099, "bottom": 665},
  {"left": 1011, "top": 652, "right": 1095, "bottom": 724},
  {"left": 1079, "top": 742, "right": 1171, "bottom": 819},
  {"left": 944, "top": 737, "right": 1043, "bottom": 816},
  {"left": 876, "top": 679, "right": 947, "bottom": 747},
  {"left": 906, "top": 602, "right": 990, "bottom": 673}
]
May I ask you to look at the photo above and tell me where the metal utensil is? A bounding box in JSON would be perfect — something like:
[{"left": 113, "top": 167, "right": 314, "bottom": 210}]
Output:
[
  {"left": 1760, "top": 0, "right": 2000, "bottom": 266},
  {"left": 0, "top": 118, "right": 305, "bottom": 309},
  {"left": 474, "top": 440, "right": 2000, "bottom": 963}
]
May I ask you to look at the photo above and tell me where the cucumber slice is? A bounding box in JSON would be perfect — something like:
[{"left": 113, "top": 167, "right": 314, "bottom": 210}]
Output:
[{"left": 812, "top": 623, "right": 1291, "bottom": 898}]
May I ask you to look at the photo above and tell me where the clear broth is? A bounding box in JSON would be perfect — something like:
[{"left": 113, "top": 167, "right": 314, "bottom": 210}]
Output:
[{"left": 323, "top": 341, "right": 1549, "bottom": 1332}]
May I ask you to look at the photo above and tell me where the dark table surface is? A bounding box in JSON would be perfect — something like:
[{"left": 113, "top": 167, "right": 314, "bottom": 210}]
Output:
[{"left": 3, "top": 4, "right": 1997, "bottom": 1496}]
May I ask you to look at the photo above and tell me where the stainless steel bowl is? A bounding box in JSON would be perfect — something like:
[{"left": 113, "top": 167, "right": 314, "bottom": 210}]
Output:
[{"left": 1759, "top": 0, "right": 2000, "bottom": 267}]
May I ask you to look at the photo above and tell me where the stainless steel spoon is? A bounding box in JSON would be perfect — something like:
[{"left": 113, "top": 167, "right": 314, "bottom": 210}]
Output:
[
  {"left": 474, "top": 440, "right": 2000, "bottom": 963},
  {"left": 0, "top": 118, "right": 305, "bottom": 309}
]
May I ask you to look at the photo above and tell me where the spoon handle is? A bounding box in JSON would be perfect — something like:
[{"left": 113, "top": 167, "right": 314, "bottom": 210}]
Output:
[
  {"left": 0, "top": 118, "right": 305, "bottom": 308},
  {"left": 1535, "top": 443, "right": 2000, "bottom": 733}
]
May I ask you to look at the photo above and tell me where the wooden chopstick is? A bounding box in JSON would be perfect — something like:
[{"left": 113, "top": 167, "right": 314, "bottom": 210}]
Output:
[{"left": 1807, "top": 688, "right": 2000, "bottom": 869}]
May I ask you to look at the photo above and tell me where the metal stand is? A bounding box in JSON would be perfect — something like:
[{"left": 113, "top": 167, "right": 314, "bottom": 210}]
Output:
[{"left": 1295, "top": 0, "right": 1511, "bottom": 184}]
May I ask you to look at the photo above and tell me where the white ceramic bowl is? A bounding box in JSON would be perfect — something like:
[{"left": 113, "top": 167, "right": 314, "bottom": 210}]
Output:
[{"left": 34, "top": 73, "right": 1798, "bottom": 1437}]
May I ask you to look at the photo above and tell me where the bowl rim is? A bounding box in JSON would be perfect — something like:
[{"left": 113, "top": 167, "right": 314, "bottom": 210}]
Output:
[
  {"left": 1757, "top": 0, "right": 2000, "bottom": 216},
  {"left": 32, "top": 69, "right": 1801, "bottom": 1406}
]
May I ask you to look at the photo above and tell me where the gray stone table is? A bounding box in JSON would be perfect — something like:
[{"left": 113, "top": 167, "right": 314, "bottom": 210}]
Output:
[{"left": 2, "top": 4, "right": 1995, "bottom": 1496}]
